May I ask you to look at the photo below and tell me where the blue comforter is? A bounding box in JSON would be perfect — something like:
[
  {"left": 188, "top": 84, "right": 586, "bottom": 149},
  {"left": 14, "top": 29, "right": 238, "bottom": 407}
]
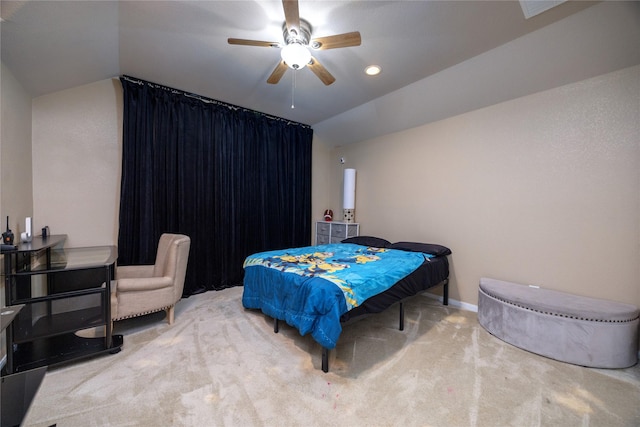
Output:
[{"left": 242, "top": 243, "right": 430, "bottom": 349}]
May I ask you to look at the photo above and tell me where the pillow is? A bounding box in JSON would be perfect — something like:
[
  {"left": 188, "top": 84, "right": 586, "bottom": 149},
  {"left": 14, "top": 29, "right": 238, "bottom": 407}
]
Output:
[
  {"left": 389, "top": 242, "right": 452, "bottom": 257},
  {"left": 341, "top": 236, "right": 391, "bottom": 248}
]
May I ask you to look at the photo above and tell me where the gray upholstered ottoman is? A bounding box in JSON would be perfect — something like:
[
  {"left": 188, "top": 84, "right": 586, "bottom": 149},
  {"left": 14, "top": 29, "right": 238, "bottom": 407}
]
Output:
[{"left": 477, "top": 277, "right": 639, "bottom": 368}]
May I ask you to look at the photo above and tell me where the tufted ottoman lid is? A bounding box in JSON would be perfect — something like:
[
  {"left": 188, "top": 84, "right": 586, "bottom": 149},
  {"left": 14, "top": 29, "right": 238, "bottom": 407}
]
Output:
[{"left": 479, "top": 277, "right": 640, "bottom": 322}]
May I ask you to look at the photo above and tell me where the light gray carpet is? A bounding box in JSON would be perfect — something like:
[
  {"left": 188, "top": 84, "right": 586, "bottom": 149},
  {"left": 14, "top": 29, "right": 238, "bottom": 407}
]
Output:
[{"left": 24, "top": 286, "right": 640, "bottom": 426}]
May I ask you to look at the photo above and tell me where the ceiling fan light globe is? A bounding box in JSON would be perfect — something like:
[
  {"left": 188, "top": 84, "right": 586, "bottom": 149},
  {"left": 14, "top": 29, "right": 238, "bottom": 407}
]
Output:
[{"left": 281, "top": 43, "right": 311, "bottom": 70}]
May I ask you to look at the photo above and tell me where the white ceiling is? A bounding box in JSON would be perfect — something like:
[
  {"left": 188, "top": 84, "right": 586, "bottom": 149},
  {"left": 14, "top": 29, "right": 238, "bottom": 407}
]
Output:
[{"left": 1, "top": 0, "right": 605, "bottom": 129}]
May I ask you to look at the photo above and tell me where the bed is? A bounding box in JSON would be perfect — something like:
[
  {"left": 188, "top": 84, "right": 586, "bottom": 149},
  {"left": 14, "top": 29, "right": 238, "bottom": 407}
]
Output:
[{"left": 242, "top": 236, "right": 451, "bottom": 372}]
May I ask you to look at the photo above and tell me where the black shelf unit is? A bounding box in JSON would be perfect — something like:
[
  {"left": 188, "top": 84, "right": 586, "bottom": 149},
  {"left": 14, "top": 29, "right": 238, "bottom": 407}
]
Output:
[
  {"left": 12, "top": 305, "right": 104, "bottom": 343},
  {"left": 2, "top": 235, "right": 123, "bottom": 375},
  {"left": 11, "top": 332, "right": 124, "bottom": 373}
]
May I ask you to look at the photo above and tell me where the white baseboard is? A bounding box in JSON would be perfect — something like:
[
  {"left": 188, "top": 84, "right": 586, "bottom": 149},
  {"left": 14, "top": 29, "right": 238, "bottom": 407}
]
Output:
[{"left": 424, "top": 292, "right": 478, "bottom": 313}]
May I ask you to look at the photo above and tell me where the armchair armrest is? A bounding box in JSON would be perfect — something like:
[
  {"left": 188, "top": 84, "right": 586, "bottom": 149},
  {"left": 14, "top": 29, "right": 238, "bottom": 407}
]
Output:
[
  {"left": 117, "top": 264, "right": 155, "bottom": 279},
  {"left": 116, "top": 276, "right": 173, "bottom": 292}
]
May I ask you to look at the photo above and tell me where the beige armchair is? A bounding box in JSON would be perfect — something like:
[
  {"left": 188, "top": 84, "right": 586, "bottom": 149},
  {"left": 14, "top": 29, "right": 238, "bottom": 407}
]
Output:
[{"left": 111, "top": 233, "right": 191, "bottom": 326}]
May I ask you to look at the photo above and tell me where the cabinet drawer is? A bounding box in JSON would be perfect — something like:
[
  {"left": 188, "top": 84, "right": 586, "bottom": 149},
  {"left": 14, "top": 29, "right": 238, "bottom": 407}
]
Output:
[
  {"left": 316, "top": 222, "right": 330, "bottom": 235},
  {"left": 331, "top": 225, "right": 347, "bottom": 238},
  {"left": 316, "top": 234, "right": 330, "bottom": 245}
]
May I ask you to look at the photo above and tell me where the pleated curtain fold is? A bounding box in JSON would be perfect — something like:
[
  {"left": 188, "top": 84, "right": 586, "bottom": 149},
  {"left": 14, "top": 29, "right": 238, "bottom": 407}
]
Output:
[{"left": 118, "top": 76, "right": 313, "bottom": 296}]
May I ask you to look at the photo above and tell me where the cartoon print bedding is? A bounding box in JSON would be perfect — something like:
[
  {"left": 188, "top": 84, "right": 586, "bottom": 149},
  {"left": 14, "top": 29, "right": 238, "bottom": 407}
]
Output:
[{"left": 242, "top": 243, "right": 433, "bottom": 349}]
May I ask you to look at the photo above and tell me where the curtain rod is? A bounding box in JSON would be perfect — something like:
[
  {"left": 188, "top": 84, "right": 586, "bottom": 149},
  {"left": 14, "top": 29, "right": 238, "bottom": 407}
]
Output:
[{"left": 120, "top": 75, "right": 312, "bottom": 129}]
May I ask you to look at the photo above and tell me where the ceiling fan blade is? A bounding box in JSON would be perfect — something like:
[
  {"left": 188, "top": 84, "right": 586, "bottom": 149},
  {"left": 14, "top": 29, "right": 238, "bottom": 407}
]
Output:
[
  {"left": 267, "top": 61, "right": 289, "bottom": 84},
  {"left": 308, "top": 56, "right": 335, "bottom": 86},
  {"left": 228, "top": 38, "right": 280, "bottom": 48},
  {"left": 311, "top": 32, "right": 362, "bottom": 50},
  {"left": 282, "top": 0, "right": 301, "bottom": 37}
]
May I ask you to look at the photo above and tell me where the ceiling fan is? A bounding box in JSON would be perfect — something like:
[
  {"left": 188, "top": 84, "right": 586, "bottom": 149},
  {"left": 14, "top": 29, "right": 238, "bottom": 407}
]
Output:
[{"left": 227, "top": 0, "right": 361, "bottom": 86}]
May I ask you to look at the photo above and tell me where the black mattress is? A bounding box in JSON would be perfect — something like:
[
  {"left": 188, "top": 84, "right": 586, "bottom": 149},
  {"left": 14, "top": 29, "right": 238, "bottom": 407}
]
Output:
[{"left": 339, "top": 255, "right": 449, "bottom": 323}]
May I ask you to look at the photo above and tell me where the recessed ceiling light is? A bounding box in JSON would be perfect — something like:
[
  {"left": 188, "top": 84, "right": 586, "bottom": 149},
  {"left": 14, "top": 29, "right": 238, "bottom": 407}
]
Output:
[{"left": 365, "top": 65, "right": 382, "bottom": 76}]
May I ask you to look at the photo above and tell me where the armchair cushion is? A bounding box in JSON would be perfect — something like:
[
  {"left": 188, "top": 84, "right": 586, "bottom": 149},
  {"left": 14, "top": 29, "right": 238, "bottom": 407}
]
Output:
[{"left": 116, "top": 276, "right": 173, "bottom": 292}]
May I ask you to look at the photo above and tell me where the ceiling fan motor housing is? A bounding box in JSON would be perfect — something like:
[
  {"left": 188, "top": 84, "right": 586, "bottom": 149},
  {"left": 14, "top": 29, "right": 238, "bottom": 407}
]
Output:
[{"left": 282, "top": 19, "right": 312, "bottom": 46}]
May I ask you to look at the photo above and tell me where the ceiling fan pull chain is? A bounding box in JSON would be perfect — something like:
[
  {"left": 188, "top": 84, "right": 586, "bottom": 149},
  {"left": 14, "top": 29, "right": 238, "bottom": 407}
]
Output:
[{"left": 291, "top": 69, "right": 296, "bottom": 109}]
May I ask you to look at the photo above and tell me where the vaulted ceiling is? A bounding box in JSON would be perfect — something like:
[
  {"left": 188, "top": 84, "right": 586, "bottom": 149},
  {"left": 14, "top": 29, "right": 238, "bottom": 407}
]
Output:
[{"left": 2, "top": 0, "right": 605, "bottom": 129}]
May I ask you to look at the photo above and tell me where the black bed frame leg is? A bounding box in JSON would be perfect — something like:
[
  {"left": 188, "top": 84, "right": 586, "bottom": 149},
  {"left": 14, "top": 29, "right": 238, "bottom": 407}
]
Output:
[
  {"left": 274, "top": 318, "right": 279, "bottom": 333},
  {"left": 399, "top": 302, "right": 405, "bottom": 331},
  {"left": 322, "top": 347, "right": 329, "bottom": 373},
  {"left": 443, "top": 279, "right": 449, "bottom": 306}
]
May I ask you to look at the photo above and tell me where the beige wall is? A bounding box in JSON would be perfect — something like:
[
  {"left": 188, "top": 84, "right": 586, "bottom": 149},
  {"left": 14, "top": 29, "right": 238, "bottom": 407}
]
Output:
[
  {"left": 1, "top": 63, "right": 34, "bottom": 242},
  {"left": 1, "top": 63, "right": 34, "bottom": 308},
  {"left": 9, "top": 65, "right": 640, "bottom": 312},
  {"left": 32, "top": 78, "right": 122, "bottom": 248},
  {"left": 0, "top": 63, "right": 34, "bottom": 361},
  {"left": 310, "top": 133, "right": 332, "bottom": 236},
  {"left": 328, "top": 65, "right": 640, "bottom": 308}
]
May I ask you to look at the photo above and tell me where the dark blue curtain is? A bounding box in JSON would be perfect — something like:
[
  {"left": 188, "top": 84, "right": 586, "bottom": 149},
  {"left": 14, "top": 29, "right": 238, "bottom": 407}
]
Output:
[{"left": 118, "top": 76, "right": 313, "bottom": 295}]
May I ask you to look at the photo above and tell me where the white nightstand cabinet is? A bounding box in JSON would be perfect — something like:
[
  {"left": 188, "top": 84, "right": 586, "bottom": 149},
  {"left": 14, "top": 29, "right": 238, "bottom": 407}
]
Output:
[{"left": 315, "top": 221, "right": 359, "bottom": 245}]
